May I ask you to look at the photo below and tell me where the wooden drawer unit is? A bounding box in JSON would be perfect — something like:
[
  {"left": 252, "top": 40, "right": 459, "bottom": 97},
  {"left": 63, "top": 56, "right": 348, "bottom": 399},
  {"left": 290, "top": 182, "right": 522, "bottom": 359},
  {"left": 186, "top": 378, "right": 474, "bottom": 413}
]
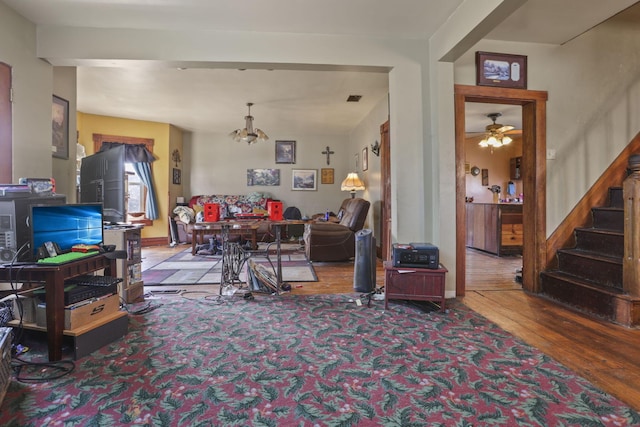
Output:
[{"left": 384, "top": 261, "right": 447, "bottom": 311}]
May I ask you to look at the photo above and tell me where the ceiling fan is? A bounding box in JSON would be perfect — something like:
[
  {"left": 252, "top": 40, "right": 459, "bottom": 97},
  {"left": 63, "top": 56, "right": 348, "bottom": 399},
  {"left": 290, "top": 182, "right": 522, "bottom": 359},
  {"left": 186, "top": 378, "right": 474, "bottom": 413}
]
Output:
[{"left": 467, "top": 112, "right": 521, "bottom": 151}]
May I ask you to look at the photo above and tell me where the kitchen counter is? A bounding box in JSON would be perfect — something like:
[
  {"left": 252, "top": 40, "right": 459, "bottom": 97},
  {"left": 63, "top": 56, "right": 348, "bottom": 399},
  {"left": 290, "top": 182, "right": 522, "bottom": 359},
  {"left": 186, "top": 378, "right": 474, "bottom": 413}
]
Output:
[{"left": 465, "top": 203, "right": 522, "bottom": 256}]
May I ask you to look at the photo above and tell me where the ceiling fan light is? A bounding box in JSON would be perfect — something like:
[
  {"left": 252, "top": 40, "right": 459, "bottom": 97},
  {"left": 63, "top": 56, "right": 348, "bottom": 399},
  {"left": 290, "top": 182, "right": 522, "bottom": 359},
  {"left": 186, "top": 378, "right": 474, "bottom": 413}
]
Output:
[
  {"left": 479, "top": 139, "right": 489, "bottom": 147},
  {"left": 502, "top": 136, "right": 512, "bottom": 145},
  {"left": 487, "top": 136, "right": 498, "bottom": 146}
]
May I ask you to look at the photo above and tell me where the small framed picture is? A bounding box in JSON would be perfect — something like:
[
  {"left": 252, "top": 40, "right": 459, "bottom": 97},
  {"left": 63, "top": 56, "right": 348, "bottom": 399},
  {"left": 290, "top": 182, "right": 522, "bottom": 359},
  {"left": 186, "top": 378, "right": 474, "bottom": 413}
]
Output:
[
  {"left": 321, "top": 168, "right": 334, "bottom": 184},
  {"left": 52, "top": 95, "right": 69, "bottom": 159},
  {"left": 173, "top": 168, "right": 181, "bottom": 185},
  {"left": 362, "top": 147, "right": 368, "bottom": 171},
  {"left": 476, "top": 51, "right": 527, "bottom": 89},
  {"left": 292, "top": 169, "right": 317, "bottom": 191},
  {"left": 275, "top": 140, "right": 296, "bottom": 164}
]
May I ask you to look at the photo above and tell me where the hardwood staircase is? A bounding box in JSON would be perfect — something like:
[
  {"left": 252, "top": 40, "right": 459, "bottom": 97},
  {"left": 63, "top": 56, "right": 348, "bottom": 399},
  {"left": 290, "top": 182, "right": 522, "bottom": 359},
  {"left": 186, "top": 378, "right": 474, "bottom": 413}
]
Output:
[{"left": 540, "top": 187, "right": 630, "bottom": 323}]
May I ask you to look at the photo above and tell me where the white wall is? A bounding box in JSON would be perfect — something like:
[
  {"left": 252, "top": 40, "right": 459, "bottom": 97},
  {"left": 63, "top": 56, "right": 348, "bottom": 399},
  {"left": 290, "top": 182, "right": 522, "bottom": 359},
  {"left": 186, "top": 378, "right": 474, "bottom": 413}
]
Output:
[
  {"left": 453, "top": 12, "right": 640, "bottom": 233},
  {"left": 35, "top": 26, "right": 431, "bottom": 246},
  {"left": 349, "top": 95, "right": 389, "bottom": 234},
  {"left": 185, "top": 130, "right": 352, "bottom": 216},
  {"left": 0, "top": 2, "right": 53, "bottom": 183}
]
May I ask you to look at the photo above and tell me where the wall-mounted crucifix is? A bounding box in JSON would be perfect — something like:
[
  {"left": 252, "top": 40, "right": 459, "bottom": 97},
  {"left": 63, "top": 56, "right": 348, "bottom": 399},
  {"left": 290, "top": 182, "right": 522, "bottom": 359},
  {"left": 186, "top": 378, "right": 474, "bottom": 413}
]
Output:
[{"left": 322, "top": 146, "right": 335, "bottom": 165}]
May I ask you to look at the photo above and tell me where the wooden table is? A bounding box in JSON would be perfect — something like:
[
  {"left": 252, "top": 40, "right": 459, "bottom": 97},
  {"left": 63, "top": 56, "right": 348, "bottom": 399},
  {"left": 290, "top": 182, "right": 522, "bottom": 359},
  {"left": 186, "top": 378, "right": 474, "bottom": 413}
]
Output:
[
  {"left": 0, "top": 254, "right": 117, "bottom": 361},
  {"left": 191, "top": 221, "right": 260, "bottom": 255}
]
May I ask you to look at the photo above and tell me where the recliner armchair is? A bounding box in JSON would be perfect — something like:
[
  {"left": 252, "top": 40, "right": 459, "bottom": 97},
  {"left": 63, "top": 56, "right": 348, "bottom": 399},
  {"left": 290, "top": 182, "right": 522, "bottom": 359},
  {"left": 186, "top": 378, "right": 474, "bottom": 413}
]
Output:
[{"left": 303, "top": 198, "right": 370, "bottom": 261}]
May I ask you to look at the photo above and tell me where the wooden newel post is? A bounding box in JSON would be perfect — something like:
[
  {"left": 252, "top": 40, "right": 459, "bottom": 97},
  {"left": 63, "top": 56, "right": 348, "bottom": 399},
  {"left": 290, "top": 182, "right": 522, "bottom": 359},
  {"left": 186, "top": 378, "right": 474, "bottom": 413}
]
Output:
[{"left": 623, "top": 154, "right": 640, "bottom": 297}]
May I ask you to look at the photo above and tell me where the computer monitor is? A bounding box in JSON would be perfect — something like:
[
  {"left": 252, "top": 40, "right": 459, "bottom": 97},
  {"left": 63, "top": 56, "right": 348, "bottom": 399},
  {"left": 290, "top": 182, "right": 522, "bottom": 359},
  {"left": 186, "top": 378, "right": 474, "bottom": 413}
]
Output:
[{"left": 30, "top": 203, "right": 104, "bottom": 259}]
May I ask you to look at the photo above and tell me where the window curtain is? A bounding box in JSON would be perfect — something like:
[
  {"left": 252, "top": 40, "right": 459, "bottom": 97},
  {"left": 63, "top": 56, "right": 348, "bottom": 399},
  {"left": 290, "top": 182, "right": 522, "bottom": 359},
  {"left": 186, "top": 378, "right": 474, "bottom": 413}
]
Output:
[{"left": 99, "top": 142, "right": 159, "bottom": 220}]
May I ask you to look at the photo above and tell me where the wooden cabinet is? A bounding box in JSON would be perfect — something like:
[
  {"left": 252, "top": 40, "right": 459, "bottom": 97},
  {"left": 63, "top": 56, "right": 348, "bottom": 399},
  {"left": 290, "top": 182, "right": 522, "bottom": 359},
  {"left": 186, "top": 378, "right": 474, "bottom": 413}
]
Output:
[
  {"left": 510, "top": 156, "right": 522, "bottom": 180},
  {"left": 466, "top": 203, "right": 522, "bottom": 256},
  {"left": 104, "top": 226, "right": 144, "bottom": 303},
  {"left": 384, "top": 261, "right": 447, "bottom": 311}
]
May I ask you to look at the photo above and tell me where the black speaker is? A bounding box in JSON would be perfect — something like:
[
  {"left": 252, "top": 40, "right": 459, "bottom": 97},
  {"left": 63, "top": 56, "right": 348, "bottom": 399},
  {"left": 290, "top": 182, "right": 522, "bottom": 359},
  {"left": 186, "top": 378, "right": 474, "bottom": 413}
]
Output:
[{"left": 354, "top": 229, "right": 376, "bottom": 293}]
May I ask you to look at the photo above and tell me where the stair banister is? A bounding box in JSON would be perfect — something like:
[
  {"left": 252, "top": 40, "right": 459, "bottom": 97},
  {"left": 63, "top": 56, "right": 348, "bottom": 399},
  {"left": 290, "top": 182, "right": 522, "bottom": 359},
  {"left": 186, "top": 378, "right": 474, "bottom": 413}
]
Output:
[{"left": 623, "top": 154, "right": 640, "bottom": 297}]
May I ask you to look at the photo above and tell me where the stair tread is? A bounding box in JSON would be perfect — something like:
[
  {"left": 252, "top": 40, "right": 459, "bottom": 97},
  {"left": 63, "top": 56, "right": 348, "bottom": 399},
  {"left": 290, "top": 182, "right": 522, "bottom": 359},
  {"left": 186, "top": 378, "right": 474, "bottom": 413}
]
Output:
[
  {"left": 541, "top": 270, "right": 624, "bottom": 295},
  {"left": 557, "top": 248, "right": 622, "bottom": 264},
  {"left": 575, "top": 227, "right": 623, "bottom": 236},
  {"left": 592, "top": 206, "right": 623, "bottom": 212}
]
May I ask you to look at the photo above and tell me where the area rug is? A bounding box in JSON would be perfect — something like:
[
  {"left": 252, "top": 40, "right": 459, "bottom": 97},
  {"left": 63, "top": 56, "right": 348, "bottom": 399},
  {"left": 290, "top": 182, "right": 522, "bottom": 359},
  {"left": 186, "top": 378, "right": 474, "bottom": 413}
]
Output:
[
  {"left": 143, "top": 246, "right": 317, "bottom": 285},
  {"left": 2, "top": 296, "right": 638, "bottom": 426}
]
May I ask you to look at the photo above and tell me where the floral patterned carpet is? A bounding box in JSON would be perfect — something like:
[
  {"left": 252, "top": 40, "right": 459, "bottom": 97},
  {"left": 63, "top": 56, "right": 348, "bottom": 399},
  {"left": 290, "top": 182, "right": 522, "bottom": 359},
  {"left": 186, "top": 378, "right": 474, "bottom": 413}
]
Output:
[{"left": 1, "top": 294, "right": 638, "bottom": 426}]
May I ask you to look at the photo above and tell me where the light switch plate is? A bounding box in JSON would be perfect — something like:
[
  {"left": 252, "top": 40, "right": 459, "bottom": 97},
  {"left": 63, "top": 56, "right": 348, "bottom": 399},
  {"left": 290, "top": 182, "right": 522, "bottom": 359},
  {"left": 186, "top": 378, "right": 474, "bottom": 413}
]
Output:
[{"left": 546, "top": 149, "right": 557, "bottom": 160}]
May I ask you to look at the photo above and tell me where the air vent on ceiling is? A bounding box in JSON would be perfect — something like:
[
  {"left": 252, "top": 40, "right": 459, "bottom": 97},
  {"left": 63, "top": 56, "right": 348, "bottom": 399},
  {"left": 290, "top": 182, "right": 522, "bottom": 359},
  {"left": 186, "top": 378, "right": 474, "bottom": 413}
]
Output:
[{"left": 346, "top": 95, "right": 362, "bottom": 102}]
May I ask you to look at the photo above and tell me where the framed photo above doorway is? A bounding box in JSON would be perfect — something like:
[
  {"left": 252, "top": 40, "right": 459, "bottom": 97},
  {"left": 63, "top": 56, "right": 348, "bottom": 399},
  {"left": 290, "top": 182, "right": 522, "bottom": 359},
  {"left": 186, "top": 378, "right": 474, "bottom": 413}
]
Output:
[{"left": 476, "top": 51, "right": 527, "bottom": 89}]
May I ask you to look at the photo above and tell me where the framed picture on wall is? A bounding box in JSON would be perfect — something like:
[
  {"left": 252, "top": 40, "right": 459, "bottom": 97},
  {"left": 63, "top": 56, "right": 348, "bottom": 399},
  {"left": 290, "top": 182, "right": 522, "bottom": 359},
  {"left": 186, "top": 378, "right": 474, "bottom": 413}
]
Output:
[
  {"left": 247, "top": 168, "right": 280, "bottom": 186},
  {"left": 362, "top": 147, "right": 368, "bottom": 171},
  {"left": 476, "top": 51, "right": 527, "bottom": 89},
  {"left": 52, "top": 95, "right": 69, "bottom": 159},
  {"left": 173, "top": 168, "right": 181, "bottom": 185},
  {"left": 292, "top": 169, "right": 317, "bottom": 191},
  {"left": 321, "top": 168, "right": 334, "bottom": 184},
  {"left": 275, "top": 140, "right": 296, "bottom": 164}
]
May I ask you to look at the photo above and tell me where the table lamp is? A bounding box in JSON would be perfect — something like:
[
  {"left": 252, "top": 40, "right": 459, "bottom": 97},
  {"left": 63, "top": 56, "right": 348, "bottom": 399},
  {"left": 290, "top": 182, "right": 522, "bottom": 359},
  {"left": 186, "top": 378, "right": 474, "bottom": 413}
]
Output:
[{"left": 341, "top": 172, "right": 365, "bottom": 198}]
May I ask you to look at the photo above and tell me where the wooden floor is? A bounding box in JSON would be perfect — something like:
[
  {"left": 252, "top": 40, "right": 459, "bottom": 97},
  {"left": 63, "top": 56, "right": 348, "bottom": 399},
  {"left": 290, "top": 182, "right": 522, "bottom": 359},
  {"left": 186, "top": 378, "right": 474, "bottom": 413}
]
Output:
[{"left": 140, "top": 244, "right": 640, "bottom": 412}]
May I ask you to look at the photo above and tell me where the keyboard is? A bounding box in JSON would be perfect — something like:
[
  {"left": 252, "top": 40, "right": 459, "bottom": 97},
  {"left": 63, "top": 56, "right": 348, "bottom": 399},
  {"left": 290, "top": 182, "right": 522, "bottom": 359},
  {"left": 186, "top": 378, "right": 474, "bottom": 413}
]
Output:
[
  {"left": 67, "top": 275, "right": 122, "bottom": 287},
  {"left": 37, "top": 250, "right": 100, "bottom": 265},
  {"left": 63, "top": 275, "right": 121, "bottom": 305}
]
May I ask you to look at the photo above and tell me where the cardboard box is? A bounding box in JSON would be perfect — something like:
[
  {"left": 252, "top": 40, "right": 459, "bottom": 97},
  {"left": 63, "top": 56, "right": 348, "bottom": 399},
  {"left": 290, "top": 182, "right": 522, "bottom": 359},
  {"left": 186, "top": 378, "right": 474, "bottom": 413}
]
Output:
[
  {"left": 36, "top": 294, "right": 120, "bottom": 330},
  {"left": 12, "top": 296, "right": 36, "bottom": 324},
  {"left": 124, "top": 281, "right": 144, "bottom": 304}
]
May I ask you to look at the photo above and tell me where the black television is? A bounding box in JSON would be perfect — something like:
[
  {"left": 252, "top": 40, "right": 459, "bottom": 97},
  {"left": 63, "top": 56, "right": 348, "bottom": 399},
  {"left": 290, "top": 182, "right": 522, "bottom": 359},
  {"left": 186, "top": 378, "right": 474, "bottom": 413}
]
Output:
[
  {"left": 80, "top": 145, "right": 127, "bottom": 224},
  {"left": 30, "top": 203, "right": 104, "bottom": 260}
]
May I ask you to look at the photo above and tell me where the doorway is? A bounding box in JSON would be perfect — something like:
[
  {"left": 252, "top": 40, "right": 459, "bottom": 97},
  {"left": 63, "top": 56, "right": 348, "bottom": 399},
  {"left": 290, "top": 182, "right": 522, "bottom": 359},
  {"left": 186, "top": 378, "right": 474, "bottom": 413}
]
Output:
[
  {"left": 464, "top": 102, "right": 523, "bottom": 290},
  {"left": 454, "top": 84, "right": 548, "bottom": 296}
]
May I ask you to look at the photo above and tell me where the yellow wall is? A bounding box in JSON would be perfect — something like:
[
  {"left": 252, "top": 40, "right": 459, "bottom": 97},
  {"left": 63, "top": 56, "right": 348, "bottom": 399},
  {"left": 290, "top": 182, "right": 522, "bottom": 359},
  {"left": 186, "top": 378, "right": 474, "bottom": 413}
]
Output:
[{"left": 77, "top": 112, "right": 182, "bottom": 241}]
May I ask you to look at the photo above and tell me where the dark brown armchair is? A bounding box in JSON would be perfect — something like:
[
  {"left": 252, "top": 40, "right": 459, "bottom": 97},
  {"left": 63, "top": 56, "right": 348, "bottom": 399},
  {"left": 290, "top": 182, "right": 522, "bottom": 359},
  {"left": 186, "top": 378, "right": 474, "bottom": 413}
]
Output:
[{"left": 303, "top": 198, "right": 370, "bottom": 261}]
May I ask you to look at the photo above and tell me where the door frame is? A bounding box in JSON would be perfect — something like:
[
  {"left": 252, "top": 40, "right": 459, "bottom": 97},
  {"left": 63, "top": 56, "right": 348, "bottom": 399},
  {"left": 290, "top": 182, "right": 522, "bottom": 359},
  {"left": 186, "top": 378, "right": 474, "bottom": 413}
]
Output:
[
  {"left": 380, "top": 120, "right": 391, "bottom": 261},
  {"left": 454, "top": 84, "right": 548, "bottom": 296},
  {"left": 0, "top": 62, "right": 12, "bottom": 183}
]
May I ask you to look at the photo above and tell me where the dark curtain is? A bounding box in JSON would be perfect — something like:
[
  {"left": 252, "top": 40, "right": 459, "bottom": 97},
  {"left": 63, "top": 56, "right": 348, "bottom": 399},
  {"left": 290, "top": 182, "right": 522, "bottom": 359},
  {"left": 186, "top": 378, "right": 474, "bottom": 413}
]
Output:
[{"left": 99, "top": 142, "right": 159, "bottom": 220}]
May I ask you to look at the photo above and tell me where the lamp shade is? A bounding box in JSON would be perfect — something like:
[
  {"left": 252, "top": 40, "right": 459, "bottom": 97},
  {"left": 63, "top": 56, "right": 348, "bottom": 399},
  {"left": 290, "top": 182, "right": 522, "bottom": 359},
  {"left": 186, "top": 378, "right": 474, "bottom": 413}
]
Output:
[{"left": 341, "top": 172, "right": 365, "bottom": 198}]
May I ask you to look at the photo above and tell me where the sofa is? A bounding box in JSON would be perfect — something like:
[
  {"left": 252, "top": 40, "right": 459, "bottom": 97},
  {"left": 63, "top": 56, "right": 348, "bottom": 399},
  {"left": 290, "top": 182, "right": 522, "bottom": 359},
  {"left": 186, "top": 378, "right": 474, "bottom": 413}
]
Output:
[
  {"left": 173, "top": 192, "right": 274, "bottom": 244},
  {"left": 303, "top": 198, "right": 370, "bottom": 262}
]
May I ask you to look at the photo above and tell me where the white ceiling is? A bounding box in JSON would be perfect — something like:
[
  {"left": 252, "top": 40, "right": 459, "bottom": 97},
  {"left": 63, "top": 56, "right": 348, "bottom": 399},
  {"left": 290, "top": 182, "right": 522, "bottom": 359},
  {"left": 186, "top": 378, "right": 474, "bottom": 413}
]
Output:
[{"left": 3, "top": 0, "right": 638, "bottom": 135}]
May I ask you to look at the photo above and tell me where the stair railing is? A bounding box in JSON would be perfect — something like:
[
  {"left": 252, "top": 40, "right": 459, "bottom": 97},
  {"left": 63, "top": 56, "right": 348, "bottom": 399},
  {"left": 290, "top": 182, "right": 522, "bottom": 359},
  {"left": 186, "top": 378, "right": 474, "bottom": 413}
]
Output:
[{"left": 623, "top": 154, "right": 640, "bottom": 297}]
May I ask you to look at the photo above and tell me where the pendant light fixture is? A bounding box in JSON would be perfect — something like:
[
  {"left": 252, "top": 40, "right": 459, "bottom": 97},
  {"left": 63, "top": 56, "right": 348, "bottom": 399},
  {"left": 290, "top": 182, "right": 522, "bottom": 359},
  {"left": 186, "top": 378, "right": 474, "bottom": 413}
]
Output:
[{"left": 229, "top": 102, "right": 269, "bottom": 145}]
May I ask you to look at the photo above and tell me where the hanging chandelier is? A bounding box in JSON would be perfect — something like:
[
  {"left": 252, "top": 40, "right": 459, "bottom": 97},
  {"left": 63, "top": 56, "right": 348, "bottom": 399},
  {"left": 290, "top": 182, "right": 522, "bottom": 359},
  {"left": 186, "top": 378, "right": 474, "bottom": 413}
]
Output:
[
  {"left": 229, "top": 102, "right": 269, "bottom": 145},
  {"left": 479, "top": 113, "right": 513, "bottom": 149}
]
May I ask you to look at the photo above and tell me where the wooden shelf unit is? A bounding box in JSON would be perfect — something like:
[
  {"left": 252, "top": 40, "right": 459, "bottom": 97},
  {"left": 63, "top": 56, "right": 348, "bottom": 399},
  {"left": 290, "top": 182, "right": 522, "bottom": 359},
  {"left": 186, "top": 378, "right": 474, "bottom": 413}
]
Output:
[
  {"left": 9, "top": 311, "right": 128, "bottom": 360},
  {"left": 384, "top": 261, "right": 447, "bottom": 311},
  {"left": 104, "top": 226, "right": 144, "bottom": 303}
]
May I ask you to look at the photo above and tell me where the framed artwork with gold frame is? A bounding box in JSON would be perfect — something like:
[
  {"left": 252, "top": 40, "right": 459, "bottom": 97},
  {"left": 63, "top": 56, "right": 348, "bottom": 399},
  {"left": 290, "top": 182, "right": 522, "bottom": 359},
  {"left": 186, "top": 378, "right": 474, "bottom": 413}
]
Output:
[{"left": 321, "top": 168, "right": 334, "bottom": 184}]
